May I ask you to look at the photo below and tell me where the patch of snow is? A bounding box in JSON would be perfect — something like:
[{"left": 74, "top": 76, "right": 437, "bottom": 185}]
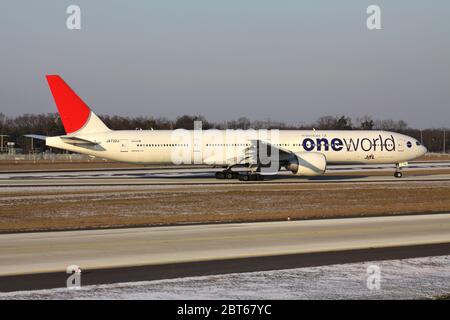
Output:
[{"left": 1, "top": 255, "right": 449, "bottom": 300}]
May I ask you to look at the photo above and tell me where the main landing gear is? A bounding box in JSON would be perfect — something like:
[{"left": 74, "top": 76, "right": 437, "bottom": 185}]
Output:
[
  {"left": 215, "top": 169, "right": 264, "bottom": 181},
  {"left": 215, "top": 170, "right": 239, "bottom": 180}
]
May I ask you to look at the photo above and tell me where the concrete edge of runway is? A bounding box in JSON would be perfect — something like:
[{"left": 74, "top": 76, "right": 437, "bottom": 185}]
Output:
[
  {"left": 1, "top": 242, "right": 449, "bottom": 292},
  {"left": 1, "top": 211, "right": 450, "bottom": 236}
]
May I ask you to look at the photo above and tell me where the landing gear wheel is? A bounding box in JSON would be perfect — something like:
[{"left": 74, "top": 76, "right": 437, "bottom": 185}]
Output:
[
  {"left": 239, "top": 174, "right": 250, "bottom": 181},
  {"left": 216, "top": 170, "right": 240, "bottom": 180},
  {"left": 394, "top": 163, "right": 404, "bottom": 178}
]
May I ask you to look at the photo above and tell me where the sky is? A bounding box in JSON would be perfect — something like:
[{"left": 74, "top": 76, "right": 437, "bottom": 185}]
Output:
[{"left": 0, "top": 0, "right": 449, "bottom": 128}]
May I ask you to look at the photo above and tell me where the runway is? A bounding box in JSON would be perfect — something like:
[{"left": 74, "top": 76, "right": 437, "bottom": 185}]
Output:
[
  {"left": 1, "top": 161, "right": 450, "bottom": 186},
  {"left": 1, "top": 163, "right": 449, "bottom": 293},
  {"left": 0, "top": 213, "right": 449, "bottom": 291}
]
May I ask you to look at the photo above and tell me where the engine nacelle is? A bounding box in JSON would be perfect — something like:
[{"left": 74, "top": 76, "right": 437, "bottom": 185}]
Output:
[{"left": 286, "top": 152, "right": 327, "bottom": 176}]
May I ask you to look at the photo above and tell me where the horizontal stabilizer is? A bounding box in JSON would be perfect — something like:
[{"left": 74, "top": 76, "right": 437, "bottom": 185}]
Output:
[
  {"left": 24, "top": 134, "right": 47, "bottom": 141},
  {"left": 60, "top": 136, "right": 99, "bottom": 146}
]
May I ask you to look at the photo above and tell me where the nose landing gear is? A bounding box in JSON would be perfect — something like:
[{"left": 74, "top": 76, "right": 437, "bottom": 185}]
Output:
[{"left": 394, "top": 162, "right": 407, "bottom": 178}]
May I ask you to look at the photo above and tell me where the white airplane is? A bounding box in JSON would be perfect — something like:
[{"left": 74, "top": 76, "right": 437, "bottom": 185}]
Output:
[{"left": 27, "top": 75, "right": 427, "bottom": 181}]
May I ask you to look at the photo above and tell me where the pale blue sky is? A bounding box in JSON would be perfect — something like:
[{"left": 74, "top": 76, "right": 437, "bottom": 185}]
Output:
[{"left": 1, "top": 1, "right": 449, "bottom": 128}]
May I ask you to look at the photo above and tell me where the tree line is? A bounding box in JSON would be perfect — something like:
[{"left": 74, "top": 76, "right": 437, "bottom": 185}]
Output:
[{"left": 0, "top": 112, "right": 448, "bottom": 153}]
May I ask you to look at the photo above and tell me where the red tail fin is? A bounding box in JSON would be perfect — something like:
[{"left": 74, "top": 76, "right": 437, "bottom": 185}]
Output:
[{"left": 46, "top": 75, "right": 91, "bottom": 134}]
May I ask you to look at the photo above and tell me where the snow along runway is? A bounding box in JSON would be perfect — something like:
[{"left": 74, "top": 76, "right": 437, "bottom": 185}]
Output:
[{"left": 1, "top": 255, "right": 449, "bottom": 299}]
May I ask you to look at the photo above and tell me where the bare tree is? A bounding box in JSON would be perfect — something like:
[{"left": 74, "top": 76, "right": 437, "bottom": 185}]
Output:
[
  {"left": 357, "top": 115, "right": 374, "bottom": 130},
  {"left": 314, "top": 116, "right": 337, "bottom": 129}
]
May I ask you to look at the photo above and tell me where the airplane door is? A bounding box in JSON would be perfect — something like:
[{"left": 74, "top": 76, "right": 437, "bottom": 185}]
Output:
[
  {"left": 120, "top": 139, "right": 129, "bottom": 152},
  {"left": 398, "top": 138, "right": 404, "bottom": 152},
  {"left": 193, "top": 121, "right": 202, "bottom": 164}
]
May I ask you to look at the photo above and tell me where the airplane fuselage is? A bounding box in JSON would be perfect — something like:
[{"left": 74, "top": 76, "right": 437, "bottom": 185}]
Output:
[{"left": 46, "top": 129, "right": 427, "bottom": 166}]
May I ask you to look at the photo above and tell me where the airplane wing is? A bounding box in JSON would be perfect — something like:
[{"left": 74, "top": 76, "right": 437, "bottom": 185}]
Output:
[
  {"left": 25, "top": 134, "right": 99, "bottom": 146},
  {"left": 236, "top": 139, "right": 293, "bottom": 166}
]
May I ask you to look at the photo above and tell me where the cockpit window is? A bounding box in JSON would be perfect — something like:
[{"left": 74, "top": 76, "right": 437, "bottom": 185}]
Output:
[
  {"left": 416, "top": 141, "right": 421, "bottom": 146},
  {"left": 406, "top": 141, "right": 412, "bottom": 148}
]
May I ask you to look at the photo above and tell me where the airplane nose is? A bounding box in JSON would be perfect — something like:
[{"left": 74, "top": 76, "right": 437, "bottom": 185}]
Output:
[{"left": 420, "top": 145, "right": 427, "bottom": 156}]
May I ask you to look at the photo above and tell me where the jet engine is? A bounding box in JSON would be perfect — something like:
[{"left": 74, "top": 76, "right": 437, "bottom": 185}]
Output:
[{"left": 285, "top": 152, "right": 327, "bottom": 176}]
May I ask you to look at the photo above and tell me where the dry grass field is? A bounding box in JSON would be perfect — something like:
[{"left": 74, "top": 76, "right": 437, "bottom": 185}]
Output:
[{"left": 1, "top": 182, "right": 450, "bottom": 233}]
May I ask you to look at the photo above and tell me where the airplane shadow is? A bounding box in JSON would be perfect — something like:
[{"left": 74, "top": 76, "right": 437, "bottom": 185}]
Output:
[
  {"left": 138, "top": 172, "right": 214, "bottom": 179},
  {"left": 263, "top": 175, "right": 370, "bottom": 181},
  {"left": 124, "top": 172, "right": 370, "bottom": 181}
]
